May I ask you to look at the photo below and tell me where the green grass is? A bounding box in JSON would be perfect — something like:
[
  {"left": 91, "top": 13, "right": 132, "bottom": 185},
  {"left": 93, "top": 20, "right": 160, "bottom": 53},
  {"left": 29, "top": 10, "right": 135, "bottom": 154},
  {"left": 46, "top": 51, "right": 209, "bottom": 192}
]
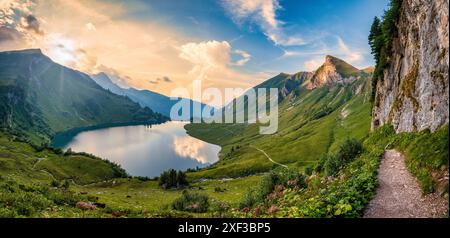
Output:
[
  {"left": 74, "top": 176, "right": 261, "bottom": 215},
  {"left": 186, "top": 78, "right": 372, "bottom": 179},
  {"left": 362, "top": 124, "right": 449, "bottom": 194},
  {"left": 394, "top": 125, "right": 448, "bottom": 194},
  {"left": 229, "top": 136, "right": 384, "bottom": 218},
  {"left": 0, "top": 133, "right": 259, "bottom": 217}
]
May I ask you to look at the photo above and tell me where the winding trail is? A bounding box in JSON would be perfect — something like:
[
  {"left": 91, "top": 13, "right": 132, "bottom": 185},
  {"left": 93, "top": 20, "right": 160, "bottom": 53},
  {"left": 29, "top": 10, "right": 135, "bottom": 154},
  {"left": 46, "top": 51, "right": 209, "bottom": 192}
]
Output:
[
  {"left": 250, "top": 145, "right": 288, "bottom": 168},
  {"left": 364, "top": 150, "right": 448, "bottom": 218}
]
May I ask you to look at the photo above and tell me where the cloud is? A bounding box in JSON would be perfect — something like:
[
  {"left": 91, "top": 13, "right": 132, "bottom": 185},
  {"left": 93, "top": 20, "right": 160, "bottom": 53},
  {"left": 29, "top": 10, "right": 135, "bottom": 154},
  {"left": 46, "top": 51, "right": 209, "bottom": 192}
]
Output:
[
  {"left": 336, "top": 36, "right": 363, "bottom": 64},
  {"left": 233, "top": 49, "right": 251, "bottom": 66},
  {"left": 162, "top": 76, "right": 172, "bottom": 82},
  {"left": 0, "top": 0, "right": 41, "bottom": 45},
  {"left": 0, "top": 26, "right": 22, "bottom": 42},
  {"left": 22, "top": 14, "right": 42, "bottom": 34},
  {"left": 221, "top": 0, "right": 305, "bottom": 47},
  {"left": 179, "top": 40, "right": 232, "bottom": 80},
  {"left": 303, "top": 59, "right": 322, "bottom": 71},
  {"left": 179, "top": 40, "right": 253, "bottom": 80},
  {"left": 86, "top": 22, "right": 96, "bottom": 31},
  {"left": 153, "top": 76, "right": 172, "bottom": 84}
]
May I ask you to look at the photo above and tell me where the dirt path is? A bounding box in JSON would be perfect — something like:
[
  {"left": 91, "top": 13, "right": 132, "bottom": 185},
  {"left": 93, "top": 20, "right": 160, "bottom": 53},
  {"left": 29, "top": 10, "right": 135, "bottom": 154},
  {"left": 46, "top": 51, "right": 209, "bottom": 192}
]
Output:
[
  {"left": 364, "top": 150, "right": 448, "bottom": 218},
  {"left": 250, "top": 145, "right": 288, "bottom": 168}
]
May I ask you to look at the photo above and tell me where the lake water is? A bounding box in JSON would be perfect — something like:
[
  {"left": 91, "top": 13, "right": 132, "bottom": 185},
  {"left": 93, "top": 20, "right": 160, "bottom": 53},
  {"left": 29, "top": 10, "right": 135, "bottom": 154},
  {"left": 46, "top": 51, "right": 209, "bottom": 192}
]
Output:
[{"left": 55, "top": 122, "right": 221, "bottom": 177}]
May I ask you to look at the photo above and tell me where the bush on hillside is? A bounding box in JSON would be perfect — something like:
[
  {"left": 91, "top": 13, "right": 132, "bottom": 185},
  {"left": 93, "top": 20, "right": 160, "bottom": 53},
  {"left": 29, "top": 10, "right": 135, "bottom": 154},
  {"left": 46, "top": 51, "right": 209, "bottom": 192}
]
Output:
[
  {"left": 320, "top": 138, "right": 363, "bottom": 177},
  {"left": 171, "top": 190, "right": 209, "bottom": 213},
  {"left": 304, "top": 165, "right": 314, "bottom": 176},
  {"left": 0, "top": 179, "right": 93, "bottom": 217},
  {"left": 158, "top": 169, "right": 189, "bottom": 189},
  {"left": 239, "top": 168, "right": 306, "bottom": 209}
]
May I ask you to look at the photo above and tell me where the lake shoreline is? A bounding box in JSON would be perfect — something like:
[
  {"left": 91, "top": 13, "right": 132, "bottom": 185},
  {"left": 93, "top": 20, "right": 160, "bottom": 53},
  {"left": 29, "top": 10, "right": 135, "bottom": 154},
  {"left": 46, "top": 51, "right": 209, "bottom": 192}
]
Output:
[
  {"left": 51, "top": 122, "right": 221, "bottom": 177},
  {"left": 51, "top": 120, "right": 167, "bottom": 148}
]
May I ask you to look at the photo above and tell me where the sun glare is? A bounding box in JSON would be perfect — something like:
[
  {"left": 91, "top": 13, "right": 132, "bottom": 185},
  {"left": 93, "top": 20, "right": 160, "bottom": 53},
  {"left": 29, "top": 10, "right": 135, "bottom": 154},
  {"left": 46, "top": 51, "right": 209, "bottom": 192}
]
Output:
[{"left": 45, "top": 36, "right": 77, "bottom": 66}]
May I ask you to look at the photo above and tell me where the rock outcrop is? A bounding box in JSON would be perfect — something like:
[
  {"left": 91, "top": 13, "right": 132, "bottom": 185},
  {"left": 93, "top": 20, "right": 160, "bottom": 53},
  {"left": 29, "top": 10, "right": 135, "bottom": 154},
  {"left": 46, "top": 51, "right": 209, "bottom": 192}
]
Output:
[
  {"left": 304, "top": 55, "right": 364, "bottom": 89},
  {"left": 372, "top": 0, "right": 449, "bottom": 132}
]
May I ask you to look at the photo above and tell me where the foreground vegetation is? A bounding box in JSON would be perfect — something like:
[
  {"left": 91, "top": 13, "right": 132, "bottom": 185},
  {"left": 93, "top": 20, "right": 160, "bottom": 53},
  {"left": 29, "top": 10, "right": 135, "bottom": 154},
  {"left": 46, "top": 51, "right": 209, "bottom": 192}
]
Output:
[
  {"left": 381, "top": 124, "right": 448, "bottom": 194},
  {"left": 0, "top": 133, "right": 262, "bottom": 217},
  {"left": 0, "top": 119, "right": 448, "bottom": 218},
  {"left": 225, "top": 125, "right": 448, "bottom": 218}
]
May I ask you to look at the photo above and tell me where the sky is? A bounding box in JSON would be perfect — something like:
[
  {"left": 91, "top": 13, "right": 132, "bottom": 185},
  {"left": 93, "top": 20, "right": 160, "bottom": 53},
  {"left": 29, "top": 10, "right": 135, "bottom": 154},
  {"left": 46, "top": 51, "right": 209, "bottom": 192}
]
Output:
[{"left": 0, "top": 0, "right": 389, "bottom": 98}]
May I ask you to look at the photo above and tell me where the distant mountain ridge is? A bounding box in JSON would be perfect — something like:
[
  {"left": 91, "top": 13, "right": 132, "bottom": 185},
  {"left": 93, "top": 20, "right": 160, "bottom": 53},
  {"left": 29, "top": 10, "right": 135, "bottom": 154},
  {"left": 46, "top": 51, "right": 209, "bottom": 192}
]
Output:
[
  {"left": 91, "top": 73, "right": 208, "bottom": 118},
  {"left": 0, "top": 49, "right": 167, "bottom": 143}
]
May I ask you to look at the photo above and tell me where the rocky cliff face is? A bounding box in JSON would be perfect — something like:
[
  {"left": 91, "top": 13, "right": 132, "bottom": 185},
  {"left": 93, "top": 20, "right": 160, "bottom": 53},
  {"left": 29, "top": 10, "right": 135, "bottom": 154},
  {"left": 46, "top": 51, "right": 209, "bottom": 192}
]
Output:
[{"left": 372, "top": 0, "right": 449, "bottom": 132}]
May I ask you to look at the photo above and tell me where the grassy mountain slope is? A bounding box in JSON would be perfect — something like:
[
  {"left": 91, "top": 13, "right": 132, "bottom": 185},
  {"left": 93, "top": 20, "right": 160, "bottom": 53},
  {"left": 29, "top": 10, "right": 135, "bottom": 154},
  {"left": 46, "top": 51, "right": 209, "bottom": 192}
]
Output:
[
  {"left": 0, "top": 49, "right": 167, "bottom": 143},
  {"left": 0, "top": 132, "right": 258, "bottom": 217},
  {"left": 186, "top": 65, "right": 372, "bottom": 179}
]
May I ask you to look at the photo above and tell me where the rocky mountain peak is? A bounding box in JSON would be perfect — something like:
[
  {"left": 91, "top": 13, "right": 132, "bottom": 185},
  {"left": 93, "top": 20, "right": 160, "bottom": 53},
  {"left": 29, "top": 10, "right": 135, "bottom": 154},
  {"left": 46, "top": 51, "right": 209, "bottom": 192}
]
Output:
[{"left": 304, "top": 55, "right": 361, "bottom": 89}]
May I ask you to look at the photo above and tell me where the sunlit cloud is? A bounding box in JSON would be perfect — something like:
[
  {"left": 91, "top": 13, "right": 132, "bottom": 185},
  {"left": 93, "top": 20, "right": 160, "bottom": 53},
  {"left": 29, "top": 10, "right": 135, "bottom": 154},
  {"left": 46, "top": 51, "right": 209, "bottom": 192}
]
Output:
[
  {"left": 233, "top": 49, "right": 251, "bottom": 66},
  {"left": 85, "top": 22, "right": 96, "bottom": 31},
  {"left": 0, "top": 0, "right": 264, "bottom": 98},
  {"left": 179, "top": 40, "right": 232, "bottom": 80},
  {"left": 303, "top": 59, "right": 322, "bottom": 72},
  {"left": 178, "top": 40, "right": 259, "bottom": 92},
  {"left": 221, "top": 0, "right": 305, "bottom": 47}
]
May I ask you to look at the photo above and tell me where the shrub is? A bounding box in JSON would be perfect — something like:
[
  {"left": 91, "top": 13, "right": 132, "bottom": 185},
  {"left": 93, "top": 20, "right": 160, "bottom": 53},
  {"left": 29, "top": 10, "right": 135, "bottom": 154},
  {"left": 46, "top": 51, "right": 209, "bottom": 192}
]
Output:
[
  {"left": 239, "top": 168, "right": 306, "bottom": 209},
  {"left": 212, "top": 201, "right": 231, "bottom": 218},
  {"left": 171, "top": 190, "right": 209, "bottom": 213},
  {"left": 50, "top": 179, "right": 60, "bottom": 188},
  {"left": 61, "top": 180, "right": 71, "bottom": 190},
  {"left": 214, "top": 186, "right": 226, "bottom": 193},
  {"left": 0, "top": 179, "right": 90, "bottom": 217},
  {"left": 324, "top": 154, "right": 341, "bottom": 177},
  {"left": 158, "top": 169, "right": 189, "bottom": 189},
  {"left": 314, "top": 155, "right": 329, "bottom": 172},
  {"left": 324, "top": 138, "right": 363, "bottom": 177},
  {"left": 337, "top": 138, "right": 363, "bottom": 164},
  {"left": 304, "top": 165, "right": 314, "bottom": 176}
]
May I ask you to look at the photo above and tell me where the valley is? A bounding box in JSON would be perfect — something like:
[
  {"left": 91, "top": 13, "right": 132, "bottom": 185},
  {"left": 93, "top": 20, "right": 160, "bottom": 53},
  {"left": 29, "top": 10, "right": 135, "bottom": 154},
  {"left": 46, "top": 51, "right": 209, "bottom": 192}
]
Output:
[{"left": 0, "top": 0, "right": 448, "bottom": 219}]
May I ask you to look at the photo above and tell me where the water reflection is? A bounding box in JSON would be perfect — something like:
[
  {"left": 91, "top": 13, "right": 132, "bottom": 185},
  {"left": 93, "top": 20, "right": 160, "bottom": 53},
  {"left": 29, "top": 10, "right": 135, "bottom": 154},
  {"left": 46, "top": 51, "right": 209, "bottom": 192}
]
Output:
[
  {"left": 62, "top": 122, "right": 220, "bottom": 177},
  {"left": 173, "top": 137, "right": 216, "bottom": 164}
]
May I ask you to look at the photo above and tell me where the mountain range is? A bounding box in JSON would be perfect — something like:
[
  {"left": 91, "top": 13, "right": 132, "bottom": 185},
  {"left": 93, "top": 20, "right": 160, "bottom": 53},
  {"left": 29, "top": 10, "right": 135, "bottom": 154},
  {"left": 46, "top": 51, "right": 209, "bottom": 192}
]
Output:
[
  {"left": 91, "top": 73, "right": 207, "bottom": 118},
  {"left": 185, "top": 55, "right": 373, "bottom": 178},
  {"left": 0, "top": 49, "right": 167, "bottom": 143},
  {"left": 217, "top": 55, "right": 372, "bottom": 123}
]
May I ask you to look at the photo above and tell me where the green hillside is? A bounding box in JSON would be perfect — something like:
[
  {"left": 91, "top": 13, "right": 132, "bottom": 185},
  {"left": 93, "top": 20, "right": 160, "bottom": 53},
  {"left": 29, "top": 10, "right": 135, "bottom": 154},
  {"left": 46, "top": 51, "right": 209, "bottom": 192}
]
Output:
[
  {"left": 0, "top": 133, "right": 258, "bottom": 217},
  {"left": 0, "top": 49, "right": 167, "bottom": 144},
  {"left": 186, "top": 71, "right": 372, "bottom": 179}
]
